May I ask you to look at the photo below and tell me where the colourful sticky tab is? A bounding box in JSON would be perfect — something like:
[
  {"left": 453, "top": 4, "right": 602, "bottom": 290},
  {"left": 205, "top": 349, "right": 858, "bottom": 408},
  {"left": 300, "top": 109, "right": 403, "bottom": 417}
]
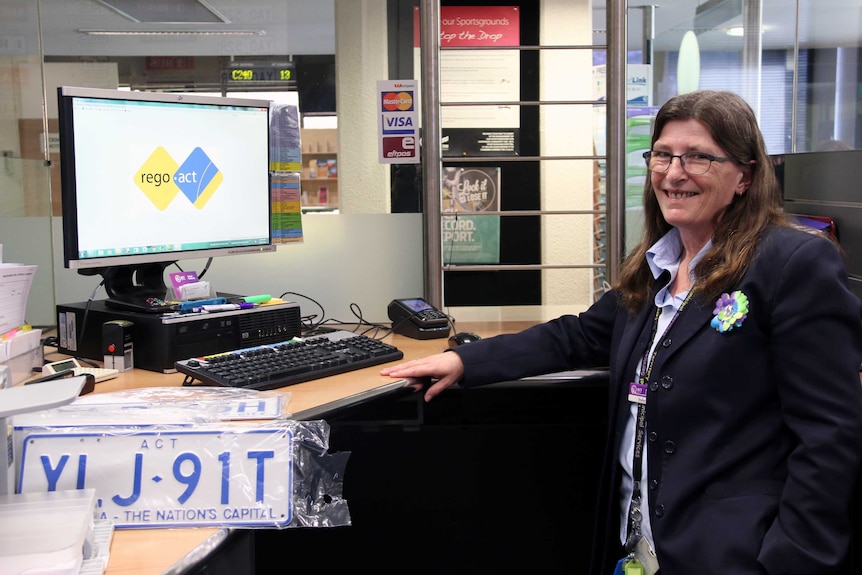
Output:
[{"left": 243, "top": 294, "right": 272, "bottom": 304}]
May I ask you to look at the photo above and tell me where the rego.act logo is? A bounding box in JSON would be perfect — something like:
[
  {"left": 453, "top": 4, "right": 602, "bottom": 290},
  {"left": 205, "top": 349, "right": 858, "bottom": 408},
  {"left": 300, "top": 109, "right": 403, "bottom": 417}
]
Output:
[{"left": 134, "top": 146, "right": 223, "bottom": 210}]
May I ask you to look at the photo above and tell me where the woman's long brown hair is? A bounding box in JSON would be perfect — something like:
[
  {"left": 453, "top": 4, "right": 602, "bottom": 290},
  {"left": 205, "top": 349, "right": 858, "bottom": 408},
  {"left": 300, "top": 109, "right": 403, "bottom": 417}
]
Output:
[{"left": 615, "top": 90, "right": 788, "bottom": 315}]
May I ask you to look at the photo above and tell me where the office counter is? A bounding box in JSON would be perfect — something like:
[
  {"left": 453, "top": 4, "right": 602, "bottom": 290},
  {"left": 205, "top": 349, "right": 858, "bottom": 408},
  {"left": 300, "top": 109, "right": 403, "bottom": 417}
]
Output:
[
  {"left": 50, "top": 322, "right": 862, "bottom": 574},
  {"left": 89, "top": 321, "right": 537, "bottom": 574}
]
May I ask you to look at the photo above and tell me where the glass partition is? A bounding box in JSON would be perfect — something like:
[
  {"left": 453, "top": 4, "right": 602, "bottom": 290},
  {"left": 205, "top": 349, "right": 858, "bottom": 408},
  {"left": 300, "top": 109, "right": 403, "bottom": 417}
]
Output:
[
  {"left": 0, "top": 0, "right": 55, "bottom": 325},
  {"left": 633, "top": 0, "right": 862, "bottom": 151},
  {"left": 622, "top": 0, "right": 862, "bottom": 256}
]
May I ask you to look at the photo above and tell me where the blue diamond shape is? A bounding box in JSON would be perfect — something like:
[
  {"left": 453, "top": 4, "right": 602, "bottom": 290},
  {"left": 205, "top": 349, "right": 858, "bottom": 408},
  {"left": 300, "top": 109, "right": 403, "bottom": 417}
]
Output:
[{"left": 175, "top": 147, "right": 220, "bottom": 204}]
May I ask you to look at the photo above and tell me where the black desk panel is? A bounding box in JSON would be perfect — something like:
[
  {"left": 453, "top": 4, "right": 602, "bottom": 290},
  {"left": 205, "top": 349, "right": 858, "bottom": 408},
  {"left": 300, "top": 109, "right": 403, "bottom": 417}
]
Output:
[{"left": 256, "top": 375, "right": 610, "bottom": 574}]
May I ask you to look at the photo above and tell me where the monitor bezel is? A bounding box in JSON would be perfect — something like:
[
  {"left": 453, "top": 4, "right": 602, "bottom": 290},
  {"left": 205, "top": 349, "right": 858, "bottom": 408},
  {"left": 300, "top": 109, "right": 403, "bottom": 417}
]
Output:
[{"left": 57, "top": 85, "right": 277, "bottom": 272}]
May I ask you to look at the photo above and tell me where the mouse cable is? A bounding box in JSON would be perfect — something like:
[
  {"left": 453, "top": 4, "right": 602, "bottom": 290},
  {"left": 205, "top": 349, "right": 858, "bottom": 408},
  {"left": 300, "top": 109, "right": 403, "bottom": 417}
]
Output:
[
  {"left": 76, "top": 279, "right": 104, "bottom": 352},
  {"left": 280, "top": 291, "right": 328, "bottom": 333},
  {"left": 197, "top": 257, "right": 214, "bottom": 280},
  {"left": 347, "top": 302, "right": 393, "bottom": 339},
  {"left": 278, "top": 291, "right": 393, "bottom": 340},
  {"left": 306, "top": 304, "right": 393, "bottom": 340}
]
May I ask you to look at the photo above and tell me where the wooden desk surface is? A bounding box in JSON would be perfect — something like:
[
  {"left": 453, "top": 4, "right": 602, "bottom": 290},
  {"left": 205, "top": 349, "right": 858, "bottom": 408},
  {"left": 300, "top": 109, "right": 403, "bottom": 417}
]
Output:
[{"left": 95, "top": 320, "right": 534, "bottom": 574}]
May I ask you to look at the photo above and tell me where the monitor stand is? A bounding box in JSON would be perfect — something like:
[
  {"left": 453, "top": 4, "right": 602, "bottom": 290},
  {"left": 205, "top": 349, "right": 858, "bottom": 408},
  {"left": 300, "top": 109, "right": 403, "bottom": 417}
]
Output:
[
  {"left": 79, "top": 262, "right": 174, "bottom": 314},
  {"left": 104, "top": 297, "right": 172, "bottom": 314}
]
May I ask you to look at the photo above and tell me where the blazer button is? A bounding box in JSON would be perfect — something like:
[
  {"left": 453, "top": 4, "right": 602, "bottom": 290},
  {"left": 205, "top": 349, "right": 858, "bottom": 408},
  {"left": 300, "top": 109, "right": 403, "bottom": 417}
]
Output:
[
  {"left": 649, "top": 479, "right": 659, "bottom": 490},
  {"left": 663, "top": 440, "right": 676, "bottom": 454},
  {"left": 649, "top": 381, "right": 659, "bottom": 392},
  {"left": 654, "top": 504, "right": 665, "bottom": 517},
  {"left": 661, "top": 375, "right": 673, "bottom": 389},
  {"left": 648, "top": 431, "right": 657, "bottom": 442},
  {"left": 661, "top": 338, "right": 672, "bottom": 348}
]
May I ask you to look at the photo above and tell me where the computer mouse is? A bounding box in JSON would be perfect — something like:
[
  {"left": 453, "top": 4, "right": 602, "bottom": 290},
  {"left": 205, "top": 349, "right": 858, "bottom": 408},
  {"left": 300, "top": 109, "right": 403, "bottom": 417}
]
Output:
[{"left": 448, "top": 332, "right": 481, "bottom": 348}]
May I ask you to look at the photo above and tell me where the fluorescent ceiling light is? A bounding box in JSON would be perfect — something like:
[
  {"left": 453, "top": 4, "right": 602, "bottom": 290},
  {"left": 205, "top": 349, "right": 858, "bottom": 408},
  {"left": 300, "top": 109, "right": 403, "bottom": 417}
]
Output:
[
  {"left": 95, "top": 0, "right": 229, "bottom": 24},
  {"left": 77, "top": 29, "right": 265, "bottom": 36},
  {"left": 694, "top": 0, "right": 743, "bottom": 30},
  {"left": 725, "top": 26, "right": 766, "bottom": 37}
]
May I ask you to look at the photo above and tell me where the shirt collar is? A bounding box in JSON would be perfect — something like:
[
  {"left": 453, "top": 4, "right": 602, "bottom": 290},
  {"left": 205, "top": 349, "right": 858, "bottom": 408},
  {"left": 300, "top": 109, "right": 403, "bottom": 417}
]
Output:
[{"left": 646, "top": 229, "right": 712, "bottom": 303}]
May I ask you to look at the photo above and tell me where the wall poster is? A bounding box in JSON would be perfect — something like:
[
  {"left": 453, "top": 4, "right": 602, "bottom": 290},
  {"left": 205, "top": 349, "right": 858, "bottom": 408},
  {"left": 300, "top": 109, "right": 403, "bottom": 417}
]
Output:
[
  {"left": 442, "top": 167, "right": 501, "bottom": 264},
  {"left": 413, "top": 6, "right": 521, "bottom": 156}
]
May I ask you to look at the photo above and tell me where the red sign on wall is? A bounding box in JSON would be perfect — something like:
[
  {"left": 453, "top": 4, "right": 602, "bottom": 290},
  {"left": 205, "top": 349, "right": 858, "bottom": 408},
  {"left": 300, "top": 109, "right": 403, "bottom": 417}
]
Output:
[
  {"left": 145, "top": 57, "right": 195, "bottom": 71},
  {"left": 413, "top": 5, "right": 520, "bottom": 48}
]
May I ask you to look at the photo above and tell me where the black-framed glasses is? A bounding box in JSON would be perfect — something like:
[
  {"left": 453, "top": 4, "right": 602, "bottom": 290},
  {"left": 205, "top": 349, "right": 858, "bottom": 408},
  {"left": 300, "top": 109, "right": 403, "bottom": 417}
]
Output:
[{"left": 643, "top": 150, "right": 734, "bottom": 175}]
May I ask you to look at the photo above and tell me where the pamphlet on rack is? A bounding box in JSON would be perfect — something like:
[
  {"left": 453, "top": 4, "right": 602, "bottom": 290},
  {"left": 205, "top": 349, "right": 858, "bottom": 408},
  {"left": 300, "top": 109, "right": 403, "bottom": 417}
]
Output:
[
  {"left": 0, "top": 262, "right": 37, "bottom": 336},
  {"left": 0, "top": 260, "right": 41, "bottom": 384}
]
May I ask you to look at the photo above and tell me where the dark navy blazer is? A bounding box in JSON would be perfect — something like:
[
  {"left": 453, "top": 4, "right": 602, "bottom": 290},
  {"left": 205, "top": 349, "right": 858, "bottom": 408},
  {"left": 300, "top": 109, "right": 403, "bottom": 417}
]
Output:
[{"left": 454, "top": 225, "right": 862, "bottom": 575}]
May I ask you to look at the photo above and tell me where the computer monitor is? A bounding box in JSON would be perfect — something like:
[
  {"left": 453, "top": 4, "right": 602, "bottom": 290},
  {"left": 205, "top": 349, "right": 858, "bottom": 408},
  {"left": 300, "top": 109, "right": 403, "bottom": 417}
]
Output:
[{"left": 57, "top": 86, "right": 276, "bottom": 308}]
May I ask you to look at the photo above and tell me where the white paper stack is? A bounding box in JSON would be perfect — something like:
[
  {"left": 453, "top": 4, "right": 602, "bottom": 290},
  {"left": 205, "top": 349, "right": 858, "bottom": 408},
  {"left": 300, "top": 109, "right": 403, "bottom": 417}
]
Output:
[
  {"left": 0, "top": 261, "right": 40, "bottom": 385},
  {"left": 0, "top": 489, "right": 113, "bottom": 575}
]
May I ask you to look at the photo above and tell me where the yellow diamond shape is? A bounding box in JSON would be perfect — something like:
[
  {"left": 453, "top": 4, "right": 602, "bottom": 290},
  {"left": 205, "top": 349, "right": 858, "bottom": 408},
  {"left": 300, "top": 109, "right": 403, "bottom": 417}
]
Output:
[
  {"left": 134, "top": 146, "right": 180, "bottom": 210},
  {"left": 192, "top": 170, "right": 224, "bottom": 209}
]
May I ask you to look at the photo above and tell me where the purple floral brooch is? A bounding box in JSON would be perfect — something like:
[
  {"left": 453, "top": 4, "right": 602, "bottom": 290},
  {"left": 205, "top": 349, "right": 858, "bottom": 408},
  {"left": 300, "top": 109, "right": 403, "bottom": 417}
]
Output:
[{"left": 711, "top": 290, "right": 749, "bottom": 333}]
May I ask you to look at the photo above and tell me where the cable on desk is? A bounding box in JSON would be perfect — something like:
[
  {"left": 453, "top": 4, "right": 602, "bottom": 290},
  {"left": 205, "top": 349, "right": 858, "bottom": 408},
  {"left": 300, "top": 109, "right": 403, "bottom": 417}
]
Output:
[
  {"left": 279, "top": 291, "right": 395, "bottom": 340},
  {"left": 75, "top": 279, "right": 105, "bottom": 353},
  {"left": 281, "top": 291, "right": 328, "bottom": 334},
  {"left": 309, "top": 304, "right": 395, "bottom": 340},
  {"left": 36, "top": 335, "right": 101, "bottom": 370}
]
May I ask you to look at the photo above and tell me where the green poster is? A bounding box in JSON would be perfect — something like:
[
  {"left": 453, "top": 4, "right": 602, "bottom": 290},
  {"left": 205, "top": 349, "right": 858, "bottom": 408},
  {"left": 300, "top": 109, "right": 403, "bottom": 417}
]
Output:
[{"left": 442, "top": 167, "right": 500, "bottom": 264}]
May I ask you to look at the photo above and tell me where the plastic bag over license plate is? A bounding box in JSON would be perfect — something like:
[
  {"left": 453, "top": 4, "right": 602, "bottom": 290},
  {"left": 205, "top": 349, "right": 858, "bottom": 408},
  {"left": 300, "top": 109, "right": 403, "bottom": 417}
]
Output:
[{"left": 17, "top": 426, "right": 293, "bottom": 528}]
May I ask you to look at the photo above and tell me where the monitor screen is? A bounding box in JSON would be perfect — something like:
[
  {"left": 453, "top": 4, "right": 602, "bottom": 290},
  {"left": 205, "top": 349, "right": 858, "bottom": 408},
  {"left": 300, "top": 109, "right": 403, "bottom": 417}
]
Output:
[{"left": 57, "top": 86, "right": 276, "bottom": 304}]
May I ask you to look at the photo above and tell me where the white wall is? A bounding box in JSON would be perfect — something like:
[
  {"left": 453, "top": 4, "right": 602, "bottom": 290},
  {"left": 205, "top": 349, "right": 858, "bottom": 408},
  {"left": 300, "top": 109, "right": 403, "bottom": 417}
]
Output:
[
  {"left": 334, "top": 0, "right": 392, "bottom": 214},
  {"left": 540, "top": 0, "right": 597, "bottom": 306},
  {"left": 51, "top": 213, "right": 425, "bottom": 325}
]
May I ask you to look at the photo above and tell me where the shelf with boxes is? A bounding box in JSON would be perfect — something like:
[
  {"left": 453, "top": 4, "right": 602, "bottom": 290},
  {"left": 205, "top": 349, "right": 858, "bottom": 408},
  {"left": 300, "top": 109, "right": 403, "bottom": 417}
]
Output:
[{"left": 300, "top": 128, "right": 338, "bottom": 208}]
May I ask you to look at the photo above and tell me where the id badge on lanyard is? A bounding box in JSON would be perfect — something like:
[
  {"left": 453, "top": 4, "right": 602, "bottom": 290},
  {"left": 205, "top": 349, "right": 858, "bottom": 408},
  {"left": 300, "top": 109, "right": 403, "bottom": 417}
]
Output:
[{"left": 627, "top": 381, "right": 647, "bottom": 404}]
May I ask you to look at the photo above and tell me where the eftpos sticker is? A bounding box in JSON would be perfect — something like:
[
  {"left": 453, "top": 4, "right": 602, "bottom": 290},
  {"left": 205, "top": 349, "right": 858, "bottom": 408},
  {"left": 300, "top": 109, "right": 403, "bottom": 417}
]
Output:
[
  {"left": 381, "top": 136, "right": 417, "bottom": 161},
  {"left": 377, "top": 80, "right": 419, "bottom": 164}
]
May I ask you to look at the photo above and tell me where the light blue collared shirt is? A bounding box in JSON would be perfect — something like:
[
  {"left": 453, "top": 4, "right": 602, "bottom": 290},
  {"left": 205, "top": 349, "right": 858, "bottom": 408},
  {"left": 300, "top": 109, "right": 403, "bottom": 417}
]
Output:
[{"left": 619, "top": 228, "right": 711, "bottom": 551}]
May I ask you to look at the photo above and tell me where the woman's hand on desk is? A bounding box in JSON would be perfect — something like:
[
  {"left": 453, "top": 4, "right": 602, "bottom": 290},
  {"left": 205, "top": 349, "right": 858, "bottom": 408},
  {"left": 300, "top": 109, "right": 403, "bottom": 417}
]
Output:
[{"left": 380, "top": 351, "right": 465, "bottom": 402}]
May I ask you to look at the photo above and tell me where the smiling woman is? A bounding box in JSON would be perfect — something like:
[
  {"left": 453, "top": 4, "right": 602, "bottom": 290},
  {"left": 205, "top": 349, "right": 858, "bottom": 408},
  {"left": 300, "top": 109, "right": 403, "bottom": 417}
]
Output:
[
  {"left": 647, "top": 118, "right": 752, "bottom": 264},
  {"left": 382, "top": 90, "right": 862, "bottom": 575}
]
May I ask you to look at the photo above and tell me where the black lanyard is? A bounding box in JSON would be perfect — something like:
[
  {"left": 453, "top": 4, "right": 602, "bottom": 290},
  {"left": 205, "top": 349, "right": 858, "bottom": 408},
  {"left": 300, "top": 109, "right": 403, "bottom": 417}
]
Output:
[{"left": 625, "top": 289, "right": 695, "bottom": 551}]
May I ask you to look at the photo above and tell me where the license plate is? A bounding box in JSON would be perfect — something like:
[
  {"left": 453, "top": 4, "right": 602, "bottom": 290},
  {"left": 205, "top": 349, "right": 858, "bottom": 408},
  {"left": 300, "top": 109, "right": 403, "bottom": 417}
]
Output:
[{"left": 17, "top": 426, "right": 293, "bottom": 528}]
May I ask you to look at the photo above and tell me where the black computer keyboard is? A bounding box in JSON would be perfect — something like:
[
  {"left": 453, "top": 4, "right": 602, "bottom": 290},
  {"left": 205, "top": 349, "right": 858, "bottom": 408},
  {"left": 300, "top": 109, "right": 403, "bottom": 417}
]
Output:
[{"left": 176, "top": 330, "right": 404, "bottom": 391}]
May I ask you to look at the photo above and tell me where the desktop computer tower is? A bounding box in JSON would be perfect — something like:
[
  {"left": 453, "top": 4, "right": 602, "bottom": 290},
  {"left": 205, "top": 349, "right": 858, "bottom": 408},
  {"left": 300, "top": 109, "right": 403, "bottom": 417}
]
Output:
[{"left": 56, "top": 300, "right": 302, "bottom": 373}]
